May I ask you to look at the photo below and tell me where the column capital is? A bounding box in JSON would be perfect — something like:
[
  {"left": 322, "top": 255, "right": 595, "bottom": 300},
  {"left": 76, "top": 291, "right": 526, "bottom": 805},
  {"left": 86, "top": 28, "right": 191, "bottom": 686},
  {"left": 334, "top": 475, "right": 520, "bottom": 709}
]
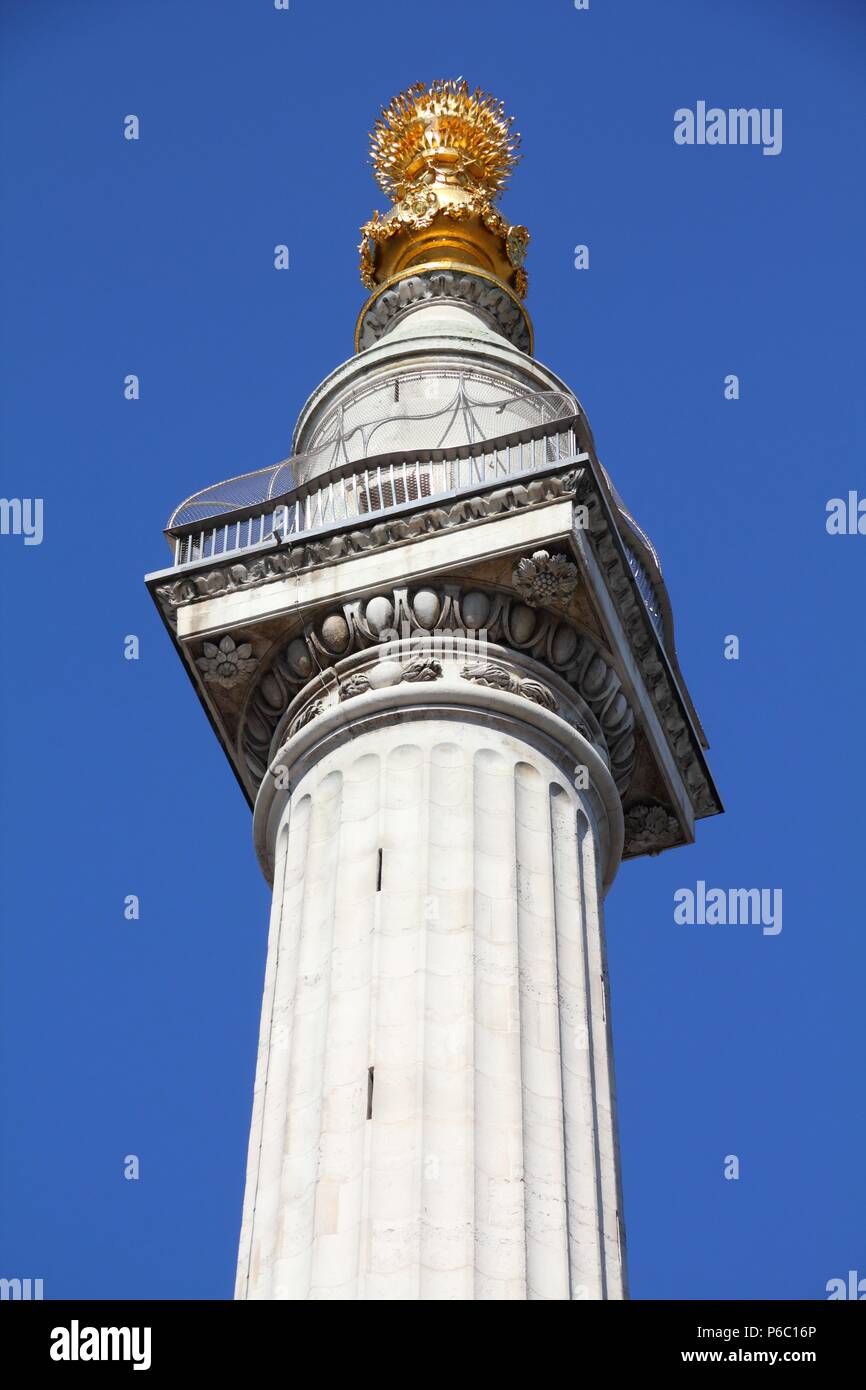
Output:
[{"left": 253, "top": 637, "right": 624, "bottom": 892}]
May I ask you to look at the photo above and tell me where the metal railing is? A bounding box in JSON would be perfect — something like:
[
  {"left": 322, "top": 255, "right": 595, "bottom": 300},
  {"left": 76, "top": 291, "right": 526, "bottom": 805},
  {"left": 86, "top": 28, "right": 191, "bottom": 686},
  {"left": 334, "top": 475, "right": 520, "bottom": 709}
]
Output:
[
  {"left": 167, "top": 381, "right": 578, "bottom": 530},
  {"left": 167, "top": 416, "right": 582, "bottom": 569},
  {"left": 625, "top": 546, "right": 665, "bottom": 642}
]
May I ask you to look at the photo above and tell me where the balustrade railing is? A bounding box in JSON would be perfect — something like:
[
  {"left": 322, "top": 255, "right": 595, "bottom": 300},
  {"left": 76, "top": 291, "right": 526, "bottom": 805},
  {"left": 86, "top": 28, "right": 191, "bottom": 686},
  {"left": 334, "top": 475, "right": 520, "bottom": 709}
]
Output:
[{"left": 167, "top": 417, "right": 582, "bottom": 569}]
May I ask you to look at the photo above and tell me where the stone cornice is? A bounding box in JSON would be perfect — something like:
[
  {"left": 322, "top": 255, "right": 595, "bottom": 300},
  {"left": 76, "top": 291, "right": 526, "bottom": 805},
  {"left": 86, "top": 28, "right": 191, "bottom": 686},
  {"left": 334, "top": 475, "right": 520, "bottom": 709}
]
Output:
[{"left": 572, "top": 473, "right": 721, "bottom": 821}]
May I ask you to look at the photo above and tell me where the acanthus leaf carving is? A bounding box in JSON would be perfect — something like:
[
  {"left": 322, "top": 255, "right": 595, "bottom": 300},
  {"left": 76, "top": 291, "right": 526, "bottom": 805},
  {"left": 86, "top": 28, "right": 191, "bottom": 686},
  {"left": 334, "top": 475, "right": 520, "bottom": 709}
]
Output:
[
  {"left": 622, "top": 802, "right": 681, "bottom": 856},
  {"left": 460, "top": 661, "right": 558, "bottom": 713}
]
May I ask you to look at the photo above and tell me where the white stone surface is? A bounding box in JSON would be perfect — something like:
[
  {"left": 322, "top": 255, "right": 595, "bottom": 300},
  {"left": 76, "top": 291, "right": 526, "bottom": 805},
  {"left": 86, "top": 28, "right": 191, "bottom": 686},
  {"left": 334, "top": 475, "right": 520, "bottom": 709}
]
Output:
[{"left": 235, "top": 709, "right": 627, "bottom": 1300}]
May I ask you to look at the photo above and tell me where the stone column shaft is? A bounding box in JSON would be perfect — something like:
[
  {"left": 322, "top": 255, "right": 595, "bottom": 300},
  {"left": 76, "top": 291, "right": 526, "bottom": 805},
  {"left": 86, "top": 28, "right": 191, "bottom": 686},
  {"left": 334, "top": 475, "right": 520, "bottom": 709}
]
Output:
[{"left": 236, "top": 689, "right": 626, "bottom": 1300}]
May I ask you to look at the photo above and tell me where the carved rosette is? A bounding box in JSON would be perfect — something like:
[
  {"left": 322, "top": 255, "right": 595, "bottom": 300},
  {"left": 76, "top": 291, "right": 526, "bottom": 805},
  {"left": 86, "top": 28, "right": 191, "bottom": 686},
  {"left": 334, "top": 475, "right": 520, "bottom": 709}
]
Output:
[
  {"left": 511, "top": 549, "right": 578, "bottom": 607},
  {"left": 195, "top": 634, "right": 256, "bottom": 689}
]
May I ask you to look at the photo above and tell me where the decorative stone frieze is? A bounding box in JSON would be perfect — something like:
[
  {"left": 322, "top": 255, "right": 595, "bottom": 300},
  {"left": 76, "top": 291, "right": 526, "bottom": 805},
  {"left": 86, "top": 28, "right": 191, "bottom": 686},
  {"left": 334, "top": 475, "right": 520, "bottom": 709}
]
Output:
[{"left": 356, "top": 267, "right": 532, "bottom": 353}]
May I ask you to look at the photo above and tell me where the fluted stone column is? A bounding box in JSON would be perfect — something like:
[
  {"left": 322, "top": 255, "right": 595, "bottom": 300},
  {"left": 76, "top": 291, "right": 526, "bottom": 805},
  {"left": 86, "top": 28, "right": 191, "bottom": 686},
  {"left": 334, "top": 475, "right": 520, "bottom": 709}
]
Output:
[{"left": 234, "top": 642, "right": 627, "bottom": 1301}]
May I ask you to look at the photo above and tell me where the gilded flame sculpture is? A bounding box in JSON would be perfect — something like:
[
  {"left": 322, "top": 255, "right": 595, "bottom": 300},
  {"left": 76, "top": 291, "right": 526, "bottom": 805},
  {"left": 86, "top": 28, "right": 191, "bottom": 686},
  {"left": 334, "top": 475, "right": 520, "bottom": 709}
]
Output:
[{"left": 359, "top": 78, "right": 530, "bottom": 299}]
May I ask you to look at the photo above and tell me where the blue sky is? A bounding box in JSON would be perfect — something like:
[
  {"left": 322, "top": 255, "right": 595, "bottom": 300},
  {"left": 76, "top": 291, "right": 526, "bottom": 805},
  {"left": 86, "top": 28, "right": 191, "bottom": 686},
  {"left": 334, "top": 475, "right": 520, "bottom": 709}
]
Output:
[{"left": 1, "top": 0, "right": 864, "bottom": 1300}]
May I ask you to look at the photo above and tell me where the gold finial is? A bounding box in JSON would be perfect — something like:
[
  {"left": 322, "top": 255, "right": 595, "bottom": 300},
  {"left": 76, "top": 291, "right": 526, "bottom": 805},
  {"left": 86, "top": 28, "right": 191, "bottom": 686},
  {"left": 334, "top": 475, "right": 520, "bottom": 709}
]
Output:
[
  {"left": 359, "top": 79, "right": 530, "bottom": 299},
  {"left": 370, "top": 78, "right": 520, "bottom": 201}
]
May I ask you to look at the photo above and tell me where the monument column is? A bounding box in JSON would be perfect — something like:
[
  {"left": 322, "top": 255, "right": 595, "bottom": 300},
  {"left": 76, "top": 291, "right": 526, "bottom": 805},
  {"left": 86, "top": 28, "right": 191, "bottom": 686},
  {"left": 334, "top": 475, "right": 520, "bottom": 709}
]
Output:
[{"left": 148, "top": 77, "right": 721, "bottom": 1303}]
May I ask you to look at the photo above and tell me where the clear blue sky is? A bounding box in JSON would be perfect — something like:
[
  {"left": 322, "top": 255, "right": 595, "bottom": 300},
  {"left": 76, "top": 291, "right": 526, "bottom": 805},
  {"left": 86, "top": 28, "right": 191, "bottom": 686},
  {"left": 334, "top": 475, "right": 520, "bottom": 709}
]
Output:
[{"left": 1, "top": 0, "right": 864, "bottom": 1300}]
